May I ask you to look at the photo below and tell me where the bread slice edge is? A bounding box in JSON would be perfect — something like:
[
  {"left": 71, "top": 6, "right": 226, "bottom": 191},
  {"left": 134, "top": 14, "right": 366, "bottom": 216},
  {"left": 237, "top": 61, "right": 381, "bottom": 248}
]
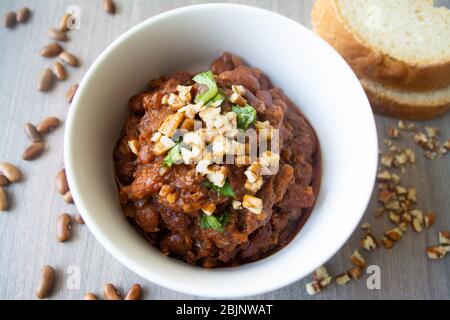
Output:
[
  {"left": 361, "top": 78, "right": 450, "bottom": 120},
  {"left": 311, "top": 0, "right": 450, "bottom": 92}
]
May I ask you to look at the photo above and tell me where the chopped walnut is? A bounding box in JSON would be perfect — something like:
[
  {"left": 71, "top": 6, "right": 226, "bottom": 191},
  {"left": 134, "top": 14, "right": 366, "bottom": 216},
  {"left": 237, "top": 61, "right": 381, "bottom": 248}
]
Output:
[
  {"left": 385, "top": 201, "right": 400, "bottom": 211},
  {"left": 439, "top": 231, "right": 450, "bottom": 245},
  {"left": 388, "top": 211, "right": 401, "bottom": 224},
  {"left": 231, "top": 85, "right": 246, "bottom": 96},
  {"left": 176, "top": 85, "right": 193, "bottom": 103},
  {"left": 385, "top": 227, "right": 403, "bottom": 241},
  {"left": 394, "top": 153, "right": 408, "bottom": 167},
  {"left": 196, "top": 159, "right": 211, "bottom": 176},
  {"left": 413, "top": 132, "right": 428, "bottom": 146},
  {"left": 361, "top": 234, "right": 377, "bottom": 251},
  {"left": 426, "top": 246, "right": 448, "bottom": 260},
  {"left": 391, "top": 173, "right": 401, "bottom": 184},
  {"left": 229, "top": 92, "right": 247, "bottom": 106},
  {"left": 158, "top": 113, "right": 185, "bottom": 137},
  {"left": 207, "top": 165, "right": 228, "bottom": 188},
  {"left": 381, "top": 236, "right": 394, "bottom": 249},
  {"left": 401, "top": 212, "right": 412, "bottom": 223},
  {"left": 410, "top": 209, "right": 423, "bottom": 220},
  {"left": 398, "top": 120, "right": 407, "bottom": 130},
  {"left": 388, "top": 127, "right": 400, "bottom": 138},
  {"left": 180, "top": 118, "right": 195, "bottom": 131},
  {"left": 361, "top": 222, "right": 371, "bottom": 231},
  {"left": 128, "top": 140, "right": 140, "bottom": 156},
  {"left": 232, "top": 200, "right": 242, "bottom": 210},
  {"left": 161, "top": 94, "right": 169, "bottom": 105},
  {"left": 313, "top": 266, "right": 332, "bottom": 288},
  {"left": 167, "top": 93, "right": 185, "bottom": 110},
  {"left": 404, "top": 149, "right": 416, "bottom": 163},
  {"left": 335, "top": 273, "right": 351, "bottom": 286},
  {"left": 166, "top": 192, "right": 178, "bottom": 204},
  {"left": 159, "top": 185, "right": 172, "bottom": 196},
  {"left": 377, "top": 170, "right": 392, "bottom": 181},
  {"left": 381, "top": 154, "right": 394, "bottom": 168},
  {"left": 444, "top": 139, "right": 450, "bottom": 150},
  {"left": 154, "top": 135, "right": 176, "bottom": 155},
  {"left": 348, "top": 267, "right": 362, "bottom": 280},
  {"left": 350, "top": 250, "right": 365, "bottom": 267},
  {"left": 407, "top": 188, "right": 417, "bottom": 203},
  {"left": 242, "top": 195, "right": 263, "bottom": 215},
  {"left": 151, "top": 131, "right": 162, "bottom": 143},
  {"left": 425, "top": 127, "right": 439, "bottom": 139},
  {"left": 201, "top": 203, "right": 216, "bottom": 216},
  {"left": 412, "top": 217, "right": 423, "bottom": 233},
  {"left": 395, "top": 186, "right": 407, "bottom": 195},
  {"left": 378, "top": 190, "right": 394, "bottom": 204},
  {"left": 398, "top": 222, "right": 408, "bottom": 233},
  {"left": 305, "top": 281, "right": 321, "bottom": 295},
  {"left": 424, "top": 212, "right": 436, "bottom": 228}
]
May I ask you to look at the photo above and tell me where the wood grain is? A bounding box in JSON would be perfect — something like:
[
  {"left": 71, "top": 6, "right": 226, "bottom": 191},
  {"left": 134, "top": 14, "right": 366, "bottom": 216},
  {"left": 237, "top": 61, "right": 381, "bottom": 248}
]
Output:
[{"left": 0, "top": 0, "right": 449, "bottom": 300}]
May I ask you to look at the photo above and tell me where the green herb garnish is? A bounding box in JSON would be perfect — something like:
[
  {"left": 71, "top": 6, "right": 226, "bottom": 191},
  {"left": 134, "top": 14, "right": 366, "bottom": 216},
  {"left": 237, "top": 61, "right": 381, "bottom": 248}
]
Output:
[
  {"left": 216, "top": 211, "right": 230, "bottom": 225},
  {"left": 200, "top": 212, "right": 230, "bottom": 232},
  {"left": 232, "top": 104, "right": 257, "bottom": 130},
  {"left": 206, "top": 91, "right": 225, "bottom": 107},
  {"left": 203, "top": 180, "right": 236, "bottom": 198},
  {"left": 163, "top": 144, "right": 182, "bottom": 167},
  {"left": 193, "top": 71, "right": 218, "bottom": 104}
]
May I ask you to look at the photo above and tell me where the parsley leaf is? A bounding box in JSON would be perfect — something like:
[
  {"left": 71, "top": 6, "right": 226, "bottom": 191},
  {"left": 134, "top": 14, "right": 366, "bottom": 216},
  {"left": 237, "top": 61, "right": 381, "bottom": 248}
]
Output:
[
  {"left": 163, "top": 144, "right": 182, "bottom": 167},
  {"left": 217, "top": 211, "right": 230, "bottom": 225},
  {"left": 199, "top": 212, "right": 230, "bottom": 232},
  {"left": 193, "top": 71, "right": 218, "bottom": 104},
  {"left": 203, "top": 180, "right": 235, "bottom": 198},
  {"left": 232, "top": 104, "right": 257, "bottom": 130},
  {"left": 206, "top": 91, "right": 225, "bottom": 107}
]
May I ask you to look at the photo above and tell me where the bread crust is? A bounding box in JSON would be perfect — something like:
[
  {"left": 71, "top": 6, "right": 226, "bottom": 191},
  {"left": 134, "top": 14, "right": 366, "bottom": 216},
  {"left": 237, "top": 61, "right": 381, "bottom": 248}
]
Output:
[
  {"left": 362, "top": 82, "right": 450, "bottom": 120},
  {"left": 312, "top": 0, "right": 450, "bottom": 92}
]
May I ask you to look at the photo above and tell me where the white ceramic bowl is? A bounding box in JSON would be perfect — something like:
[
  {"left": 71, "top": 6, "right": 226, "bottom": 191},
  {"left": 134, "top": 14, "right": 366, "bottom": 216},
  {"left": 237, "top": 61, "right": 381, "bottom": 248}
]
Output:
[{"left": 65, "top": 3, "right": 377, "bottom": 298}]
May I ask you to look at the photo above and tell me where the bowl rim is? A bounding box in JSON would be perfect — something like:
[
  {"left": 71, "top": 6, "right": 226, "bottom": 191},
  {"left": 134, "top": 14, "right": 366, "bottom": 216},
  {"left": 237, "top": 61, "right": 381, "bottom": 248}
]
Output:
[{"left": 64, "top": 3, "right": 378, "bottom": 298}]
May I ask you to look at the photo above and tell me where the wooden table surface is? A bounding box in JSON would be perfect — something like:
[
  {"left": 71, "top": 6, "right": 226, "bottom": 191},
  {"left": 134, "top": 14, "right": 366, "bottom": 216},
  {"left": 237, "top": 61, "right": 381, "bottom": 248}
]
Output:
[{"left": 1, "top": 0, "right": 449, "bottom": 300}]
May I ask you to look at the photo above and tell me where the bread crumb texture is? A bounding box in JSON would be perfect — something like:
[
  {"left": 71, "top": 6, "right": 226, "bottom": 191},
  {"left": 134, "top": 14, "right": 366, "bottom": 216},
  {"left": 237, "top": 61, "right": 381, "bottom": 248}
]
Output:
[{"left": 338, "top": 0, "right": 450, "bottom": 64}]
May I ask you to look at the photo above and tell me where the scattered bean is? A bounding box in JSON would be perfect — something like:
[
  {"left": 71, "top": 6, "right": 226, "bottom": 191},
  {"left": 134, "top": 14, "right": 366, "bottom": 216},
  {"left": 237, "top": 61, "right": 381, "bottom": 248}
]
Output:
[
  {"left": 59, "top": 13, "right": 72, "bottom": 32},
  {"left": 66, "top": 84, "right": 78, "bottom": 103},
  {"left": 56, "top": 169, "right": 69, "bottom": 195},
  {"left": 74, "top": 214, "right": 84, "bottom": 225},
  {"left": 63, "top": 191, "right": 73, "bottom": 204},
  {"left": 53, "top": 61, "right": 67, "bottom": 81},
  {"left": 59, "top": 51, "right": 79, "bottom": 67},
  {"left": 56, "top": 213, "right": 72, "bottom": 242},
  {"left": 125, "top": 284, "right": 142, "bottom": 300},
  {"left": 0, "top": 163, "right": 22, "bottom": 183},
  {"left": 37, "top": 68, "right": 53, "bottom": 92},
  {"left": 40, "top": 43, "right": 63, "bottom": 58},
  {"left": 0, "top": 187, "right": 8, "bottom": 211},
  {"left": 37, "top": 117, "right": 60, "bottom": 134},
  {"left": 22, "top": 142, "right": 45, "bottom": 161},
  {"left": 84, "top": 293, "right": 97, "bottom": 300},
  {"left": 16, "top": 7, "right": 31, "bottom": 23},
  {"left": 0, "top": 175, "right": 9, "bottom": 187},
  {"left": 103, "top": 283, "right": 122, "bottom": 300},
  {"left": 3, "top": 12, "right": 17, "bottom": 28},
  {"left": 103, "top": 0, "right": 116, "bottom": 14},
  {"left": 48, "top": 27, "right": 68, "bottom": 42},
  {"left": 24, "top": 123, "right": 42, "bottom": 143},
  {"left": 36, "top": 265, "right": 55, "bottom": 299}
]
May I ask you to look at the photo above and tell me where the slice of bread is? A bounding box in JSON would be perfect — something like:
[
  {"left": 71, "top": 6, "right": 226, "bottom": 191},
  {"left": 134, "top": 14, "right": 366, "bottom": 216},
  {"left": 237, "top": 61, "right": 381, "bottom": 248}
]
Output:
[
  {"left": 312, "top": 0, "right": 450, "bottom": 92},
  {"left": 361, "top": 78, "right": 450, "bottom": 120}
]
